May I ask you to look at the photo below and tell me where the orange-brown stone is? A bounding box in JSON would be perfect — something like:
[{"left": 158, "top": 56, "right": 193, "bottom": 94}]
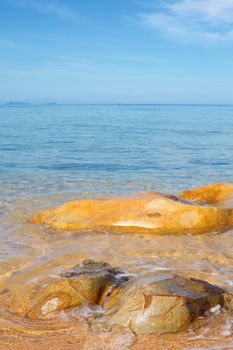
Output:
[
  {"left": 180, "top": 182, "right": 233, "bottom": 207},
  {"left": 31, "top": 183, "right": 233, "bottom": 234}
]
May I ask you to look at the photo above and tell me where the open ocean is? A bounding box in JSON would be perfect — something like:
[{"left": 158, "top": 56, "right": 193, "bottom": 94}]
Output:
[{"left": 1, "top": 104, "right": 233, "bottom": 203}]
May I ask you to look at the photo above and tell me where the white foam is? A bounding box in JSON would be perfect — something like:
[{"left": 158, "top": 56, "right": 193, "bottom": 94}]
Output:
[
  {"left": 71, "top": 304, "right": 104, "bottom": 319},
  {"left": 221, "top": 329, "right": 232, "bottom": 337},
  {"left": 83, "top": 329, "right": 135, "bottom": 350},
  {"left": 210, "top": 304, "right": 222, "bottom": 313},
  {"left": 60, "top": 310, "right": 69, "bottom": 322},
  {"left": 221, "top": 319, "right": 232, "bottom": 337}
]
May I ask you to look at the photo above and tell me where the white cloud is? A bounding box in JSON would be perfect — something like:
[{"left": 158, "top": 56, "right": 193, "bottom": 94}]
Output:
[
  {"left": 170, "top": 0, "right": 233, "bottom": 22},
  {"left": 5, "top": 0, "right": 78, "bottom": 19},
  {"left": 139, "top": 0, "right": 233, "bottom": 42}
]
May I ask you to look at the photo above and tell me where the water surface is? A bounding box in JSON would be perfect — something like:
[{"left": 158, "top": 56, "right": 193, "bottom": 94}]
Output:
[{"left": 0, "top": 104, "right": 233, "bottom": 349}]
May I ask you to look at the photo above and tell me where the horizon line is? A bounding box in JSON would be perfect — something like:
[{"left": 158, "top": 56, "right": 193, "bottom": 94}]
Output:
[{"left": 1, "top": 102, "right": 233, "bottom": 107}]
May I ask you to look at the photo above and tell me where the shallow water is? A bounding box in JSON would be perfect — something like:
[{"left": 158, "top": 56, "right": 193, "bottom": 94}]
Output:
[{"left": 0, "top": 104, "right": 233, "bottom": 349}]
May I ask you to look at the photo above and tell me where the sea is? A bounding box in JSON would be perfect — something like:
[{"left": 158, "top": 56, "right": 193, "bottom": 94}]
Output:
[{"left": 0, "top": 104, "right": 233, "bottom": 349}]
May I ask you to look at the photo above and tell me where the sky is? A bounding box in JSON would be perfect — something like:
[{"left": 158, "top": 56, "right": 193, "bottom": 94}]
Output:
[{"left": 1, "top": 0, "right": 233, "bottom": 104}]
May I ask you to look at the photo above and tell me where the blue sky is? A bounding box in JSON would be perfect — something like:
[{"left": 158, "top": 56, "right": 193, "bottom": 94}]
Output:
[{"left": 1, "top": 0, "right": 233, "bottom": 103}]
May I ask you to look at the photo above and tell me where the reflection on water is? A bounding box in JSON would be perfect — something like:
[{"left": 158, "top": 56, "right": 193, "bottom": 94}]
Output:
[{"left": 0, "top": 105, "right": 233, "bottom": 348}]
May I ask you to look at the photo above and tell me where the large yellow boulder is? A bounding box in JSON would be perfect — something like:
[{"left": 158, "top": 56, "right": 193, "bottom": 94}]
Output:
[{"left": 31, "top": 183, "right": 233, "bottom": 234}]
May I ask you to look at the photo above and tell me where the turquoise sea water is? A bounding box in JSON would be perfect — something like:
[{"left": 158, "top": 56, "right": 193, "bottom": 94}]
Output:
[{"left": 1, "top": 104, "right": 233, "bottom": 204}]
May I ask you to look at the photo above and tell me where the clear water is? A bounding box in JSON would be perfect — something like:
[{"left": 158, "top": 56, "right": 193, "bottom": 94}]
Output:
[
  {"left": 0, "top": 104, "right": 233, "bottom": 349},
  {"left": 1, "top": 104, "right": 233, "bottom": 203}
]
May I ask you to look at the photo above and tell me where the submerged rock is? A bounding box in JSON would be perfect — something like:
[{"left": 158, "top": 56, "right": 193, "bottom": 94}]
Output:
[
  {"left": 104, "top": 274, "right": 223, "bottom": 334},
  {"left": 6, "top": 260, "right": 118, "bottom": 319},
  {"left": 31, "top": 183, "right": 233, "bottom": 234}
]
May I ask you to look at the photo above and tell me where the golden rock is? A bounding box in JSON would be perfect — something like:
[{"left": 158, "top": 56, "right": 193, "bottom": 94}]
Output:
[{"left": 32, "top": 183, "right": 233, "bottom": 234}]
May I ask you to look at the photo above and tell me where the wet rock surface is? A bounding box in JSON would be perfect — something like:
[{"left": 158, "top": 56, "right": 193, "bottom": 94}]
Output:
[
  {"left": 4, "top": 260, "right": 119, "bottom": 319},
  {"left": 104, "top": 274, "right": 224, "bottom": 334},
  {"left": 3, "top": 259, "right": 231, "bottom": 337},
  {"left": 31, "top": 182, "right": 233, "bottom": 234}
]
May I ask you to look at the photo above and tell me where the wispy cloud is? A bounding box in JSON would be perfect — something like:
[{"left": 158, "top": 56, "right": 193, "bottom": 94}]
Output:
[
  {"left": 5, "top": 0, "right": 78, "bottom": 19},
  {"left": 139, "top": 0, "right": 233, "bottom": 43}
]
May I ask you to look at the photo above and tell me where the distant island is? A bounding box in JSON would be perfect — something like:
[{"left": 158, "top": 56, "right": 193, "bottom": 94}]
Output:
[
  {"left": 3, "top": 102, "right": 58, "bottom": 106},
  {"left": 5, "top": 101, "right": 32, "bottom": 106}
]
